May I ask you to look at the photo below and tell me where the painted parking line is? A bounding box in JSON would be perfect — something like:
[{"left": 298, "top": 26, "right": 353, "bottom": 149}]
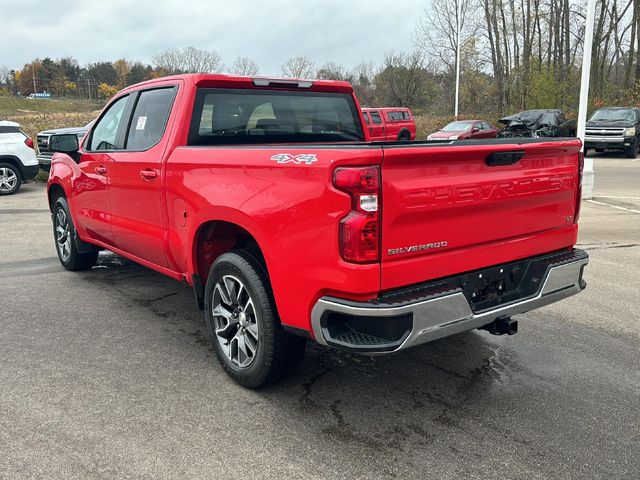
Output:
[
  {"left": 586, "top": 199, "right": 640, "bottom": 214},
  {"left": 594, "top": 195, "right": 640, "bottom": 200}
]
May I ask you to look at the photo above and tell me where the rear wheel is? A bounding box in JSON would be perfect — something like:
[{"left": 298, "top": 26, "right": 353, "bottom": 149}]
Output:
[
  {"left": 204, "top": 251, "right": 306, "bottom": 388},
  {"left": 398, "top": 130, "right": 411, "bottom": 142},
  {"left": 0, "top": 163, "right": 22, "bottom": 195},
  {"left": 53, "top": 196, "right": 99, "bottom": 271}
]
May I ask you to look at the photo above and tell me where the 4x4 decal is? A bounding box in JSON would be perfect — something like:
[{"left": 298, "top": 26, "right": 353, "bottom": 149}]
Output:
[{"left": 270, "top": 153, "right": 318, "bottom": 165}]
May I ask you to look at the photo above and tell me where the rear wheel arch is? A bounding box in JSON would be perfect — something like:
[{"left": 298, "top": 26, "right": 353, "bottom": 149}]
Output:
[
  {"left": 0, "top": 155, "right": 25, "bottom": 178},
  {"left": 192, "top": 220, "right": 268, "bottom": 286}
]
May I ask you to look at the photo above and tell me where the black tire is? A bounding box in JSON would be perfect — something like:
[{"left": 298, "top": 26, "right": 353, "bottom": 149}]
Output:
[
  {"left": 0, "top": 162, "right": 22, "bottom": 195},
  {"left": 53, "top": 196, "right": 99, "bottom": 271},
  {"left": 398, "top": 130, "right": 411, "bottom": 142},
  {"left": 204, "top": 251, "right": 306, "bottom": 388},
  {"left": 625, "top": 140, "right": 638, "bottom": 158}
]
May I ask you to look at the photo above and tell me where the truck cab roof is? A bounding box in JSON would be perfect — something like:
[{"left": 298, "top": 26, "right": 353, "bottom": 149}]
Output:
[{"left": 119, "top": 73, "right": 354, "bottom": 95}]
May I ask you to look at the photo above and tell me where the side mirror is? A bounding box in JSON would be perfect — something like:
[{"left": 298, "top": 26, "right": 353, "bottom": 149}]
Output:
[
  {"left": 472, "top": 128, "right": 480, "bottom": 133},
  {"left": 49, "top": 134, "right": 79, "bottom": 154}
]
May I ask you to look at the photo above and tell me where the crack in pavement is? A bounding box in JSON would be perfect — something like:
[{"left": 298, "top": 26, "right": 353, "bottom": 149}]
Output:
[
  {"left": 578, "top": 243, "right": 640, "bottom": 251},
  {"left": 299, "top": 352, "right": 333, "bottom": 409},
  {"left": 149, "top": 292, "right": 178, "bottom": 303}
]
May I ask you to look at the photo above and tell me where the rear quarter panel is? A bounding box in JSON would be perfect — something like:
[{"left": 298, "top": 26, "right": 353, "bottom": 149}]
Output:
[{"left": 164, "top": 145, "right": 383, "bottom": 331}]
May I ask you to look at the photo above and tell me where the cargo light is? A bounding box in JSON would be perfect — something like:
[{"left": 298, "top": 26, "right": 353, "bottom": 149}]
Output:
[{"left": 333, "top": 166, "right": 380, "bottom": 263}]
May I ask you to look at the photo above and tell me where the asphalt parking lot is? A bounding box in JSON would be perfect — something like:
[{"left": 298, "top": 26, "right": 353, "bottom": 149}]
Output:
[{"left": 1, "top": 156, "right": 638, "bottom": 479}]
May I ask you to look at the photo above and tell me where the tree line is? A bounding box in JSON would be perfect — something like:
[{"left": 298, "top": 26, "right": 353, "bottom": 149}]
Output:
[
  {"left": 419, "top": 0, "right": 640, "bottom": 115},
  {"left": 1, "top": 0, "right": 639, "bottom": 118}
]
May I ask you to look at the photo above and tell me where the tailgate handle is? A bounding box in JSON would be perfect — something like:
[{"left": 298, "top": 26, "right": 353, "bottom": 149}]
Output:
[{"left": 486, "top": 151, "right": 524, "bottom": 166}]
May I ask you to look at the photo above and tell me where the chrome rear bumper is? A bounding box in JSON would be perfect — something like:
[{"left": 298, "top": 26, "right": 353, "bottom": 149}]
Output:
[{"left": 311, "top": 249, "right": 588, "bottom": 354}]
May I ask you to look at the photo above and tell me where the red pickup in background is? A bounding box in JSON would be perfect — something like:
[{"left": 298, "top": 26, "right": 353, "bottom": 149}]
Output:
[{"left": 362, "top": 107, "right": 417, "bottom": 141}]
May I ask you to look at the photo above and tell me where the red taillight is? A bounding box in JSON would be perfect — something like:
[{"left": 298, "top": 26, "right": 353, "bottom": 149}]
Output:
[
  {"left": 575, "top": 151, "right": 584, "bottom": 222},
  {"left": 333, "top": 166, "right": 380, "bottom": 263},
  {"left": 24, "top": 137, "right": 34, "bottom": 149}
]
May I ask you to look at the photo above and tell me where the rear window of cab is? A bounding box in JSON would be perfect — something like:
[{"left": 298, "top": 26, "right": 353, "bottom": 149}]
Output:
[{"left": 188, "top": 88, "right": 364, "bottom": 145}]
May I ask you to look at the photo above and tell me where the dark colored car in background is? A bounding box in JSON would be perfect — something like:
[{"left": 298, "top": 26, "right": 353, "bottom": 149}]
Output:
[
  {"left": 37, "top": 121, "right": 93, "bottom": 171},
  {"left": 427, "top": 120, "right": 498, "bottom": 140},
  {"left": 498, "top": 109, "right": 576, "bottom": 138},
  {"left": 584, "top": 107, "right": 640, "bottom": 158}
]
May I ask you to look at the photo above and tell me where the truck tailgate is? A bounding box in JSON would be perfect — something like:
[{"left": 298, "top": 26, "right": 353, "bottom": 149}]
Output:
[{"left": 380, "top": 139, "right": 581, "bottom": 290}]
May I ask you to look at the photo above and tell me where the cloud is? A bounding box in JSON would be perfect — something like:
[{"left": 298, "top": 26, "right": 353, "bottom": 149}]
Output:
[{"left": 1, "top": 0, "right": 425, "bottom": 74}]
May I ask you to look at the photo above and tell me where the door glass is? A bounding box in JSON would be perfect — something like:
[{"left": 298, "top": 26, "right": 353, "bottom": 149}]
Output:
[
  {"left": 126, "top": 88, "right": 175, "bottom": 150},
  {"left": 370, "top": 111, "right": 382, "bottom": 124},
  {"left": 362, "top": 112, "right": 370, "bottom": 124},
  {"left": 89, "top": 95, "right": 129, "bottom": 151}
]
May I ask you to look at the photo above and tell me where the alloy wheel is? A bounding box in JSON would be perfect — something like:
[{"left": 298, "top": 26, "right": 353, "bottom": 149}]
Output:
[
  {"left": 55, "top": 208, "right": 72, "bottom": 262},
  {"left": 211, "top": 275, "right": 259, "bottom": 368},
  {"left": 0, "top": 167, "right": 18, "bottom": 193}
]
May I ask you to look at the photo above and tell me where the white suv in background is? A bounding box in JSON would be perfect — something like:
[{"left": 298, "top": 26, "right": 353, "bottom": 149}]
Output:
[{"left": 0, "top": 121, "right": 39, "bottom": 195}]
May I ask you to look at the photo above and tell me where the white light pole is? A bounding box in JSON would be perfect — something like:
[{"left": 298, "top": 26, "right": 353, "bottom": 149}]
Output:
[
  {"left": 577, "top": 0, "right": 597, "bottom": 199},
  {"left": 454, "top": 0, "right": 461, "bottom": 119}
]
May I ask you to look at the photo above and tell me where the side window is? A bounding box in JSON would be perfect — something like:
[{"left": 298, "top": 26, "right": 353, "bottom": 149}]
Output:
[
  {"left": 362, "top": 112, "right": 370, "bottom": 124},
  {"left": 387, "top": 111, "right": 405, "bottom": 121},
  {"left": 89, "top": 95, "right": 129, "bottom": 151},
  {"left": 126, "top": 88, "right": 175, "bottom": 150},
  {"left": 370, "top": 111, "right": 382, "bottom": 124}
]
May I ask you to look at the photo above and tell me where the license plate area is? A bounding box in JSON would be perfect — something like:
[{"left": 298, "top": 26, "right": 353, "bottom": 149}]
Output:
[{"left": 460, "top": 256, "right": 554, "bottom": 312}]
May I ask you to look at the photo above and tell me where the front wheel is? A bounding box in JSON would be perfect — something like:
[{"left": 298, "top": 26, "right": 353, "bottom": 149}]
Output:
[
  {"left": 53, "top": 196, "right": 99, "bottom": 271},
  {"left": 204, "top": 251, "right": 306, "bottom": 388}
]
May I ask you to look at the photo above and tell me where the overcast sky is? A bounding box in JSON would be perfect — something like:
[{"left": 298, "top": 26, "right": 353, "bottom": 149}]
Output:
[{"left": 2, "top": 0, "right": 426, "bottom": 75}]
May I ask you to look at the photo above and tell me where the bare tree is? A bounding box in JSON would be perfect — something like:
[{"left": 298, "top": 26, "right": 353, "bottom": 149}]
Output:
[
  {"left": 231, "top": 56, "right": 259, "bottom": 76},
  {"left": 152, "top": 47, "right": 223, "bottom": 74},
  {"left": 281, "top": 56, "right": 315, "bottom": 78},
  {"left": 375, "top": 51, "right": 433, "bottom": 106},
  {"left": 316, "top": 62, "right": 351, "bottom": 81},
  {"left": 0, "top": 66, "right": 10, "bottom": 86},
  {"left": 350, "top": 62, "right": 377, "bottom": 106},
  {"left": 415, "top": 0, "right": 479, "bottom": 72}
]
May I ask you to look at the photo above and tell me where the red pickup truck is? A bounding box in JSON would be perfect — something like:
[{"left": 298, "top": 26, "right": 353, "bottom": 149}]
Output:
[
  {"left": 47, "top": 74, "right": 588, "bottom": 388},
  {"left": 361, "top": 107, "right": 417, "bottom": 141}
]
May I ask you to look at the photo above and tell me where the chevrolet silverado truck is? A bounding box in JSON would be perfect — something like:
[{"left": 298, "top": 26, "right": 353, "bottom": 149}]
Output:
[
  {"left": 46, "top": 74, "right": 588, "bottom": 388},
  {"left": 584, "top": 107, "right": 640, "bottom": 158}
]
